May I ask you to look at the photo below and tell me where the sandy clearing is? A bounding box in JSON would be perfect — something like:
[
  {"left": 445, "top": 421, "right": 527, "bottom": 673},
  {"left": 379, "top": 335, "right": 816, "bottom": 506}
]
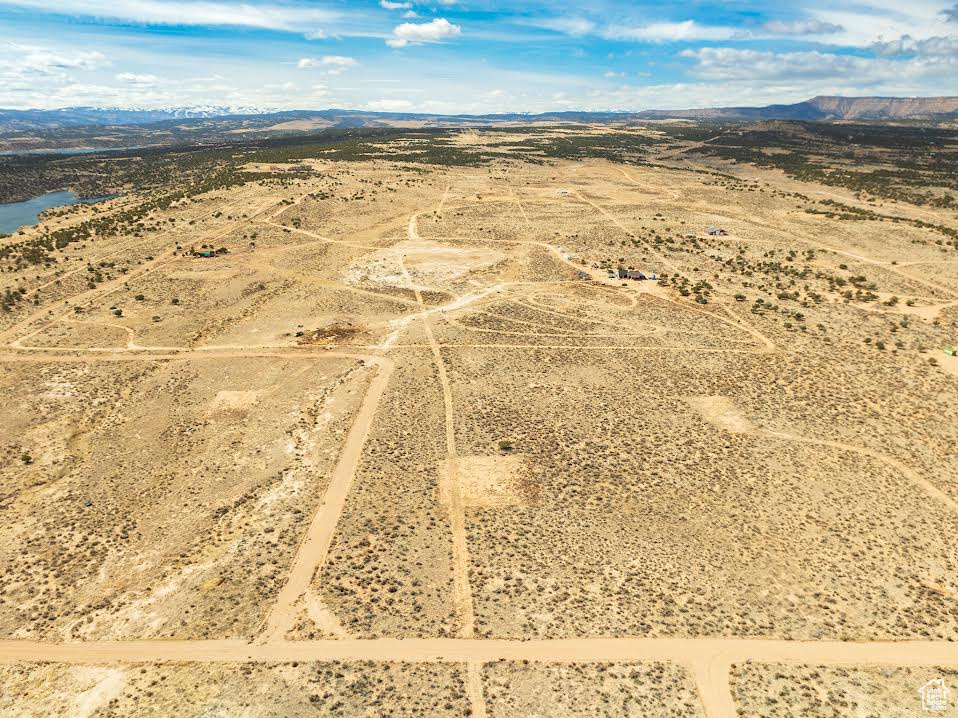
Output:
[
  {"left": 687, "top": 396, "right": 756, "bottom": 434},
  {"left": 442, "top": 455, "right": 526, "bottom": 508},
  {"left": 70, "top": 667, "right": 127, "bottom": 718},
  {"left": 927, "top": 351, "right": 958, "bottom": 377}
]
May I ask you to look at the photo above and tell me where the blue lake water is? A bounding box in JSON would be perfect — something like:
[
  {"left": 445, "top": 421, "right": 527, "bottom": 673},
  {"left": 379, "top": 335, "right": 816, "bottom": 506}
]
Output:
[{"left": 0, "top": 191, "right": 119, "bottom": 235}]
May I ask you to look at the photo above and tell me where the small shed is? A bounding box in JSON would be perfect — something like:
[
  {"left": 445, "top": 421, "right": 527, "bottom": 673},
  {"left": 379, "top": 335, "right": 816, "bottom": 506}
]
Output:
[
  {"left": 617, "top": 267, "right": 629, "bottom": 279},
  {"left": 706, "top": 226, "right": 728, "bottom": 236},
  {"left": 194, "top": 250, "right": 215, "bottom": 258}
]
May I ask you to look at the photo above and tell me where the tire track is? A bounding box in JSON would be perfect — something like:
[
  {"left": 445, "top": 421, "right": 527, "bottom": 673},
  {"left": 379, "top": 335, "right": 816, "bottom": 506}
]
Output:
[
  {"left": 257, "top": 354, "right": 395, "bottom": 642},
  {"left": 406, "top": 212, "right": 477, "bottom": 640}
]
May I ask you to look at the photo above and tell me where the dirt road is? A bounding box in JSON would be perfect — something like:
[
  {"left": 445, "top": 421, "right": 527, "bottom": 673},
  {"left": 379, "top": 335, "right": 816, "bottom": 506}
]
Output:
[
  {"left": 4, "top": 178, "right": 956, "bottom": 718},
  {"left": 406, "top": 210, "right": 477, "bottom": 639},
  {"left": 258, "top": 354, "right": 395, "bottom": 642},
  {"left": 766, "top": 430, "right": 958, "bottom": 513},
  {"left": 1, "top": 196, "right": 287, "bottom": 348},
  {"left": 2, "top": 635, "right": 955, "bottom": 665},
  {"left": 1, "top": 635, "right": 956, "bottom": 718}
]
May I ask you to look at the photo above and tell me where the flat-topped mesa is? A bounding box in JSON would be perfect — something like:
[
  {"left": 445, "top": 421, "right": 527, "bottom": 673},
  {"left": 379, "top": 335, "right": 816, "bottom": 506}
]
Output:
[{"left": 807, "top": 95, "right": 958, "bottom": 119}]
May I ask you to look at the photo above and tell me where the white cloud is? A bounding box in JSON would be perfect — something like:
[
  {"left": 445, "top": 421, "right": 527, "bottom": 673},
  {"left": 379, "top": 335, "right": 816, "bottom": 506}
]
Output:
[
  {"left": 387, "top": 17, "right": 461, "bottom": 48},
  {"left": 536, "top": 17, "right": 596, "bottom": 36},
  {"left": 115, "top": 72, "right": 159, "bottom": 85},
  {"left": 380, "top": 0, "right": 411, "bottom": 8},
  {"left": 605, "top": 20, "right": 738, "bottom": 42},
  {"left": 808, "top": 6, "right": 947, "bottom": 48},
  {"left": 604, "top": 71, "right": 624, "bottom": 78},
  {"left": 1, "top": 0, "right": 338, "bottom": 33},
  {"left": 297, "top": 55, "right": 358, "bottom": 69},
  {"left": 530, "top": 16, "right": 741, "bottom": 42},
  {"left": 679, "top": 46, "right": 956, "bottom": 86},
  {"left": 0, "top": 45, "right": 108, "bottom": 75},
  {"left": 871, "top": 35, "right": 958, "bottom": 57},
  {"left": 680, "top": 47, "right": 859, "bottom": 81},
  {"left": 537, "top": 15, "right": 851, "bottom": 43},
  {"left": 366, "top": 98, "right": 414, "bottom": 111},
  {"left": 762, "top": 19, "right": 844, "bottom": 35}
]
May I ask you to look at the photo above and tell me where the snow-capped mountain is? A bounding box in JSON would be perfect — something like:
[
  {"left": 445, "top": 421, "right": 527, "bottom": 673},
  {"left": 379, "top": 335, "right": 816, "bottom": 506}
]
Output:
[{"left": 0, "top": 106, "right": 277, "bottom": 131}]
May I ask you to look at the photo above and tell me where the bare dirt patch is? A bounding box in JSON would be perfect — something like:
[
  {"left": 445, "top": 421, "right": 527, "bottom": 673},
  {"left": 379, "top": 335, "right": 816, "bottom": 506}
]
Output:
[
  {"left": 686, "top": 395, "right": 756, "bottom": 434},
  {"left": 441, "top": 454, "right": 528, "bottom": 508},
  {"left": 344, "top": 239, "right": 505, "bottom": 291},
  {"left": 298, "top": 321, "right": 371, "bottom": 346},
  {"left": 206, "top": 389, "right": 263, "bottom": 416}
]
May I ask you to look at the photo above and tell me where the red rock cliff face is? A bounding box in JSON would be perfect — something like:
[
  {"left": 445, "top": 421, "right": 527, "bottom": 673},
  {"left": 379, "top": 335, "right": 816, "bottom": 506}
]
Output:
[{"left": 808, "top": 96, "right": 958, "bottom": 119}]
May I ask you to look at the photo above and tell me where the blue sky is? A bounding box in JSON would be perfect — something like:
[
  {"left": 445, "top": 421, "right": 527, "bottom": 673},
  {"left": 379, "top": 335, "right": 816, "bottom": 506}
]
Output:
[{"left": 0, "top": 0, "right": 955, "bottom": 112}]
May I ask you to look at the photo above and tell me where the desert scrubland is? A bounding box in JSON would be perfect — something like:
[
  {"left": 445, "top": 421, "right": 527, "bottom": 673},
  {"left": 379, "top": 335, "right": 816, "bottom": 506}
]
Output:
[{"left": 1, "top": 123, "right": 956, "bottom": 716}]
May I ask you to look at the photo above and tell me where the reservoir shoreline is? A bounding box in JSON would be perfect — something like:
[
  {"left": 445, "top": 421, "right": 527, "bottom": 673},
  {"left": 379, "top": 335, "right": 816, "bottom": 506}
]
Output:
[{"left": 0, "top": 190, "right": 120, "bottom": 235}]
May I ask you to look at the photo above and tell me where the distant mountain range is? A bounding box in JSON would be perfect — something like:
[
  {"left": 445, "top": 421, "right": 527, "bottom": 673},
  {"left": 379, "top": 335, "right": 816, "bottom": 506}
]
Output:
[
  {"left": 633, "top": 95, "right": 958, "bottom": 121},
  {"left": 1, "top": 96, "right": 956, "bottom": 134},
  {"left": 0, "top": 106, "right": 273, "bottom": 132}
]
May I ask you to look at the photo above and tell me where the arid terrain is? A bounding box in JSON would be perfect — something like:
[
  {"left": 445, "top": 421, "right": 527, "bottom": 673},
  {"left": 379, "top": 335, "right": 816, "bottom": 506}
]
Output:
[{"left": 1, "top": 123, "right": 957, "bottom": 716}]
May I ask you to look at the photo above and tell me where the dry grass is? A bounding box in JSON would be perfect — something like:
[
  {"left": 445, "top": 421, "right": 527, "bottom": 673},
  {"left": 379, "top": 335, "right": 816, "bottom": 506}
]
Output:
[
  {"left": 0, "top": 661, "right": 468, "bottom": 717},
  {"left": 0, "top": 357, "right": 371, "bottom": 640},
  {"left": 732, "top": 663, "right": 958, "bottom": 717},
  {"left": 1, "top": 131, "right": 957, "bottom": 713},
  {"left": 483, "top": 661, "right": 704, "bottom": 717}
]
